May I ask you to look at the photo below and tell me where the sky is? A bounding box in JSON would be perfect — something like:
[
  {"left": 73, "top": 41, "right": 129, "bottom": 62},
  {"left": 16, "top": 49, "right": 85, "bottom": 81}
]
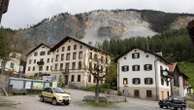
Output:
[{"left": 1, "top": 0, "right": 194, "bottom": 29}]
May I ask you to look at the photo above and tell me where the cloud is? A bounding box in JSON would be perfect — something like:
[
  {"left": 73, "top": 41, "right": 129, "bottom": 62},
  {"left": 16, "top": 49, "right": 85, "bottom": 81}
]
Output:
[{"left": 1, "top": 0, "right": 194, "bottom": 29}]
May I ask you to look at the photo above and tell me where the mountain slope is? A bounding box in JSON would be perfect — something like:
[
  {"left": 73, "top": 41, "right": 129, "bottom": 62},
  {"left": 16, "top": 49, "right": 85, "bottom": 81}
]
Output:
[{"left": 15, "top": 9, "right": 194, "bottom": 50}]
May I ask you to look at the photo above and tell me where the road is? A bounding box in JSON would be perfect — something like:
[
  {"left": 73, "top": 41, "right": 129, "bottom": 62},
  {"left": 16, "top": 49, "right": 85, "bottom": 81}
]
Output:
[{"left": 0, "top": 89, "right": 191, "bottom": 110}]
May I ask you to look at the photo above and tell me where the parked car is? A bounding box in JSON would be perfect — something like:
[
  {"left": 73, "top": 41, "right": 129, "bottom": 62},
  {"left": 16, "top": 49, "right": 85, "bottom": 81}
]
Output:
[
  {"left": 39, "top": 87, "right": 71, "bottom": 105},
  {"left": 159, "top": 96, "right": 186, "bottom": 110}
]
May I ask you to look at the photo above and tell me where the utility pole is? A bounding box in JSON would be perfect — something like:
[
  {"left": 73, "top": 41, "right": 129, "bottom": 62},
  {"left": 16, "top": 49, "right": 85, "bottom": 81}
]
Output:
[{"left": 0, "top": 0, "right": 10, "bottom": 23}]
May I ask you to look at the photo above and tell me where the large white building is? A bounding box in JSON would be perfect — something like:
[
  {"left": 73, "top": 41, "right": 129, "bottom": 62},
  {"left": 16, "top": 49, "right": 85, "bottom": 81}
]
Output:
[
  {"left": 116, "top": 48, "right": 171, "bottom": 100},
  {"left": 25, "top": 36, "right": 110, "bottom": 87},
  {"left": 25, "top": 43, "right": 53, "bottom": 76}
]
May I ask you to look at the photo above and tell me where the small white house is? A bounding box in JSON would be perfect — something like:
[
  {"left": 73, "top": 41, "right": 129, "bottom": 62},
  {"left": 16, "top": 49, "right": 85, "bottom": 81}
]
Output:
[
  {"left": 116, "top": 48, "right": 171, "bottom": 100},
  {"left": 0, "top": 52, "right": 22, "bottom": 74}
]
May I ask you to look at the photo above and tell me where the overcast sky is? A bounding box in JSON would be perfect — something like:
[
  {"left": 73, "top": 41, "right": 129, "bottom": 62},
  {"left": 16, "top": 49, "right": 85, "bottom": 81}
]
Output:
[{"left": 1, "top": 0, "right": 194, "bottom": 29}]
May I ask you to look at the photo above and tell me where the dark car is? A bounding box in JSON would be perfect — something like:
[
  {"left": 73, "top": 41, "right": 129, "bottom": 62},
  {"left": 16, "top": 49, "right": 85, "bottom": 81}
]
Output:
[{"left": 159, "top": 96, "right": 186, "bottom": 110}]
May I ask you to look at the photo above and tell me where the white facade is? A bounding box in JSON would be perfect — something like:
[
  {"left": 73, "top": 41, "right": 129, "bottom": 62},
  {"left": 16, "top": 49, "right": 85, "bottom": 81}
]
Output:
[
  {"left": 25, "top": 44, "right": 54, "bottom": 76},
  {"left": 0, "top": 52, "right": 22, "bottom": 74},
  {"left": 25, "top": 37, "right": 111, "bottom": 88},
  {"left": 50, "top": 37, "right": 110, "bottom": 87},
  {"left": 117, "top": 48, "right": 171, "bottom": 100}
]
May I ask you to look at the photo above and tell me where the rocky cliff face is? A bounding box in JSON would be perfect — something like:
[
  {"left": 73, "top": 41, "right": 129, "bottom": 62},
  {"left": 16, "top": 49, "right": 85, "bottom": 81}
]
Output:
[{"left": 17, "top": 9, "right": 194, "bottom": 47}]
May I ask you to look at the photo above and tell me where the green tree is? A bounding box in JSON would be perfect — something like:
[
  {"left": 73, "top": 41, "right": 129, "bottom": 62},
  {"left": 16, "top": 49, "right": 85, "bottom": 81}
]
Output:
[{"left": 0, "top": 29, "right": 12, "bottom": 74}]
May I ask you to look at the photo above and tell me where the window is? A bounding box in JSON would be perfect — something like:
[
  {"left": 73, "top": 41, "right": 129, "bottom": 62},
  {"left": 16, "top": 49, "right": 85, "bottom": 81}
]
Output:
[
  {"left": 62, "top": 47, "right": 65, "bottom": 52},
  {"left": 34, "top": 59, "right": 36, "bottom": 64},
  {"left": 34, "top": 52, "right": 38, "bottom": 56},
  {"left": 88, "top": 75, "right": 91, "bottom": 82},
  {"left": 167, "top": 91, "right": 170, "bottom": 97},
  {"left": 39, "top": 66, "right": 43, "bottom": 71},
  {"left": 61, "top": 54, "right": 64, "bottom": 61},
  {"left": 72, "top": 62, "right": 76, "bottom": 70},
  {"left": 132, "top": 65, "right": 140, "bottom": 71},
  {"left": 51, "top": 58, "right": 53, "bottom": 63},
  {"left": 71, "top": 75, "right": 74, "bottom": 82},
  {"left": 47, "top": 58, "right": 50, "bottom": 63},
  {"left": 161, "top": 79, "right": 164, "bottom": 85},
  {"left": 89, "top": 52, "right": 92, "bottom": 59},
  {"left": 66, "top": 53, "right": 70, "bottom": 60},
  {"left": 80, "top": 45, "right": 82, "bottom": 49},
  {"left": 74, "top": 45, "right": 77, "bottom": 50},
  {"left": 94, "top": 54, "right": 98, "bottom": 61},
  {"left": 132, "top": 53, "right": 140, "bottom": 59},
  {"left": 73, "top": 52, "right": 76, "bottom": 60},
  {"left": 50, "top": 66, "right": 52, "bottom": 70},
  {"left": 47, "top": 51, "right": 50, "bottom": 55},
  {"left": 134, "top": 90, "right": 140, "bottom": 97},
  {"left": 167, "top": 80, "right": 169, "bottom": 86},
  {"left": 10, "top": 63, "right": 14, "bottom": 68},
  {"left": 123, "top": 78, "right": 128, "bottom": 85},
  {"left": 55, "top": 55, "right": 59, "bottom": 62},
  {"left": 146, "top": 90, "right": 152, "bottom": 97},
  {"left": 46, "top": 66, "right": 49, "bottom": 71},
  {"left": 144, "top": 64, "right": 152, "bottom": 71},
  {"left": 144, "top": 78, "right": 153, "bottom": 85},
  {"left": 78, "top": 61, "right": 82, "bottom": 69},
  {"left": 33, "top": 66, "right": 35, "bottom": 71},
  {"left": 65, "top": 63, "right": 69, "bottom": 69},
  {"left": 55, "top": 64, "right": 58, "bottom": 70},
  {"left": 79, "top": 51, "right": 83, "bottom": 59},
  {"left": 29, "top": 59, "right": 32, "bottom": 64},
  {"left": 28, "top": 67, "right": 31, "bottom": 71},
  {"left": 132, "top": 78, "right": 141, "bottom": 85},
  {"left": 89, "top": 62, "right": 92, "bottom": 69},
  {"left": 40, "top": 51, "right": 45, "bottom": 56},
  {"left": 60, "top": 63, "right": 63, "bottom": 70},
  {"left": 67, "top": 46, "right": 71, "bottom": 51},
  {"left": 121, "top": 65, "right": 129, "bottom": 72},
  {"left": 77, "top": 75, "right": 81, "bottom": 82}
]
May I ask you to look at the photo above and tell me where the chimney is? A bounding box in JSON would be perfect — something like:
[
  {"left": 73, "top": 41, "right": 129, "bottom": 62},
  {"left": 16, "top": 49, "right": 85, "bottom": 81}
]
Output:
[{"left": 187, "top": 20, "right": 194, "bottom": 46}]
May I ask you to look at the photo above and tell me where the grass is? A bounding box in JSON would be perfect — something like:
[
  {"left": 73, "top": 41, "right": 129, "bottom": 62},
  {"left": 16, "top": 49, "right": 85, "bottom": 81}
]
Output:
[{"left": 187, "top": 100, "right": 194, "bottom": 109}]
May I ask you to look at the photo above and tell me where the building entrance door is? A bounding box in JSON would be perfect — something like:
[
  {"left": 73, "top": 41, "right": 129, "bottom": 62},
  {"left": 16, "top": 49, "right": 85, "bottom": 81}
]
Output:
[
  {"left": 64, "top": 75, "right": 69, "bottom": 85},
  {"left": 134, "top": 90, "right": 140, "bottom": 97}
]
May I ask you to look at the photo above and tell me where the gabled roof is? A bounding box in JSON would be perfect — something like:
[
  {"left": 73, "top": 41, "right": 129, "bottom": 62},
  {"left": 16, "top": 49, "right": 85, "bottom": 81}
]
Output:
[
  {"left": 115, "top": 47, "right": 170, "bottom": 64},
  {"left": 168, "top": 63, "right": 177, "bottom": 72},
  {"left": 26, "top": 43, "right": 50, "bottom": 56},
  {"left": 50, "top": 36, "right": 110, "bottom": 55},
  {"left": 168, "top": 63, "right": 189, "bottom": 79}
]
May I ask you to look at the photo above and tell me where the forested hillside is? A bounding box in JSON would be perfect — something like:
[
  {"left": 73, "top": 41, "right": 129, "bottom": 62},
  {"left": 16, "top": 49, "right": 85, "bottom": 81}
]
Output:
[
  {"left": 98, "top": 28, "right": 194, "bottom": 62},
  {"left": 98, "top": 28, "right": 194, "bottom": 86}
]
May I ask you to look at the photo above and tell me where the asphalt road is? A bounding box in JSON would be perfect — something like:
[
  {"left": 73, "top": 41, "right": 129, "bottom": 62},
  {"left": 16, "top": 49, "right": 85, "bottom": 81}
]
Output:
[{"left": 0, "top": 89, "right": 191, "bottom": 110}]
